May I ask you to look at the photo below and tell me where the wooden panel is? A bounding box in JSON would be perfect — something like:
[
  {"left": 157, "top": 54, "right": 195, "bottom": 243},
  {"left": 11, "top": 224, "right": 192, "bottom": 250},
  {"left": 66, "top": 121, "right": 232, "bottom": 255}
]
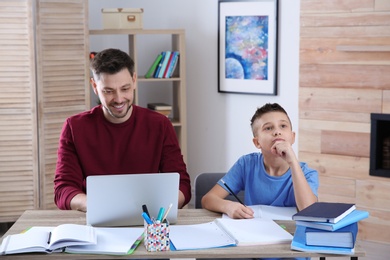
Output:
[
  {"left": 375, "top": 0, "right": 390, "bottom": 10},
  {"left": 316, "top": 193, "right": 356, "bottom": 204},
  {"left": 301, "top": 26, "right": 390, "bottom": 38},
  {"left": 356, "top": 180, "right": 390, "bottom": 211},
  {"left": 300, "top": 119, "right": 370, "bottom": 133},
  {"left": 300, "top": 65, "right": 390, "bottom": 89},
  {"left": 299, "top": 152, "right": 369, "bottom": 180},
  {"left": 359, "top": 217, "right": 390, "bottom": 243},
  {"left": 301, "top": 0, "right": 373, "bottom": 13},
  {"left": 321, "top": 130, "right": 370, "bottom": 157},
  {"left": 0, "top": 0, "right": 38, "bottom": 222},
  {"left": 301, "top": 12, "right": 390, "bottom": 27},
  {"left": 35, "top": 0, "right": 89, "bottom": 209},
  {"left": 300, "top": 38, "right": 390, "bottom": 65},
  {"left": 298, "top": 128, "right": 321, "bottom": 153},
  {"left": 384, "top": 90, "right": 390, "bottom": 113},
  {"left": 299, "top": 110, "right": 370, "bottom": 123},
  {"left": 318, "top": 175, "right": 356, "bottom": 198},
  {"left": 300, "top": 87, "right": 382, "bottom": 113}
]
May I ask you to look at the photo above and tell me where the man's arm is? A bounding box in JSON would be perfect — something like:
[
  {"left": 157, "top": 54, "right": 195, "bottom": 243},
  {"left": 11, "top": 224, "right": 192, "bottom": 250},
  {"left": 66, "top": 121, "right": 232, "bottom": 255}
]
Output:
[{"left": 70, "top": 193, "right": 87, "bottom": 212}]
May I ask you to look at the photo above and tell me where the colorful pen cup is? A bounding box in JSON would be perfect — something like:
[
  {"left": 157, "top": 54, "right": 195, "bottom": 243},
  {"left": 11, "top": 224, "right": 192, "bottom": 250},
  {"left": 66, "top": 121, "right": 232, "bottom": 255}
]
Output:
[{"left": 144, "top": 221, "right": 170, "bottom": 252}]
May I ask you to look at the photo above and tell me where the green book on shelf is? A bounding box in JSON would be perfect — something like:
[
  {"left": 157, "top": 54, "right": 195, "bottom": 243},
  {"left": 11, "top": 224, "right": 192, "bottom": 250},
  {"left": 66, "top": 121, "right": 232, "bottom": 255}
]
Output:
[{"left": 145, "top": 53, "right": 163, "bottom": 78}]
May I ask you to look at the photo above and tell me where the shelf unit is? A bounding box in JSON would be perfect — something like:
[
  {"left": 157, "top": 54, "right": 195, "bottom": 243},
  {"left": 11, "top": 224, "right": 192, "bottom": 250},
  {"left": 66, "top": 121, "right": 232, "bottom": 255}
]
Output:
[{"left": 89, "top": 29, "right": 187, "bottom": 162}]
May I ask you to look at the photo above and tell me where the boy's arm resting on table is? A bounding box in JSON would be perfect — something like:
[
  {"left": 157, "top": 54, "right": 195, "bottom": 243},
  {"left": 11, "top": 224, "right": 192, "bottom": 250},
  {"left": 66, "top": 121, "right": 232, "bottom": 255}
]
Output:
[{"left": 201, "top": 185, "right": 254, "bottom": 219}]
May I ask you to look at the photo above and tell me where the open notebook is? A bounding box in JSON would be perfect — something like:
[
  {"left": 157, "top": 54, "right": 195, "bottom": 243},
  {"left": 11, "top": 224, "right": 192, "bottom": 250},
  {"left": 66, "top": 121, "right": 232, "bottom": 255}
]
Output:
[{"left": 86, "top": 172, "right": 179, "bottom": 227}]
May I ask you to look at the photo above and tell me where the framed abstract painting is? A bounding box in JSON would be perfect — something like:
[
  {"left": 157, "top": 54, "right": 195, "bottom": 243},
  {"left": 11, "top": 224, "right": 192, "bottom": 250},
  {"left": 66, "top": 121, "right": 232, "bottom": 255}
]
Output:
[{"left": 218, "top": 0, "right": 279, "bottom": 95}]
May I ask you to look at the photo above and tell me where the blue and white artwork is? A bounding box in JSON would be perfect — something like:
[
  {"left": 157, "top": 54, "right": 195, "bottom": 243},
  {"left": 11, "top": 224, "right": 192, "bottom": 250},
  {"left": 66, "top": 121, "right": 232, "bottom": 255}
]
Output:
[{"left": 225, "top": 15, "right": 269, "bottom": 80}]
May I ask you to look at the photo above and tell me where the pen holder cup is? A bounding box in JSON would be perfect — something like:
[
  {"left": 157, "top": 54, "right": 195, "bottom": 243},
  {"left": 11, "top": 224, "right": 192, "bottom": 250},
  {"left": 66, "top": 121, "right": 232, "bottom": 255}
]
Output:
[{"left": 144, "top": 221, "right": 170, "bottom": 252}]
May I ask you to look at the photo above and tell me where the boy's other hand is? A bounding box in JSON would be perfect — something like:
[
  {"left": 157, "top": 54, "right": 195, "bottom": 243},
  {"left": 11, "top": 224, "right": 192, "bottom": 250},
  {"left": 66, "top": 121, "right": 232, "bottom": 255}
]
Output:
[{"left": 226, "top": 201, "right": 254, "bottom": 219}]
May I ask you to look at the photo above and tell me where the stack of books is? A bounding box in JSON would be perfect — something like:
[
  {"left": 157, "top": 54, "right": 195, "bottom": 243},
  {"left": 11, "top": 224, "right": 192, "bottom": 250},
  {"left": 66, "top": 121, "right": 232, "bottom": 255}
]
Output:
[
  {"left": 147, "top": 103, "right": 172, "bottom": 117},
  {"left": 290, "top": 202, "right": 369, "bottom": 255},
  {"left": 144, "top": 51, "right": 179, "bottom": 79}
]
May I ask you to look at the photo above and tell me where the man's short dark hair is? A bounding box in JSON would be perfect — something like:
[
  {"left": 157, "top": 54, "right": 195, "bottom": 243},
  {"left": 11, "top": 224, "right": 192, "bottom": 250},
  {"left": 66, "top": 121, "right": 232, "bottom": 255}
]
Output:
[{"left": 90, "top": 48, "right": 135, "bottom": 80}]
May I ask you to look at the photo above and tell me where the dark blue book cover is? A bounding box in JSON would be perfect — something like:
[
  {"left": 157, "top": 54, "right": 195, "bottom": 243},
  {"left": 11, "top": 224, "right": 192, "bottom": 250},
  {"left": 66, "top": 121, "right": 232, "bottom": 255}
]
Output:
[{"left": 292, "top": 202, "right": 356, "bottom": 223}]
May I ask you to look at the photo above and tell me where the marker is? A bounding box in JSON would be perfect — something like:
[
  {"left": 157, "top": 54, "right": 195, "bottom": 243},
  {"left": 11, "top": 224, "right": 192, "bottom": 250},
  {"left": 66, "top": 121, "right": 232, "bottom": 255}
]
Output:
[
  {"left": 142, "top": 212, "right": 153, "bottom": 224},
  {"left": 221, "top": 179, "right": 246, "bottom": 206},
  {"left": 156, "top": 207, "right": 165, "bottom": 222},
  {"left": 142, "top": 204, "right": 151, "bottom": 218},
  {"left": 161, "top": 203, "right": 173, "bottom": 222}
]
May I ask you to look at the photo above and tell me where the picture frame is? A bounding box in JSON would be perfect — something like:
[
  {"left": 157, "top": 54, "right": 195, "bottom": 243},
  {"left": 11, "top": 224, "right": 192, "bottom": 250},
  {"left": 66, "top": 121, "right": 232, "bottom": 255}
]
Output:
[{"left": 218, "top": 0, "right": 279, "bottom": 95}]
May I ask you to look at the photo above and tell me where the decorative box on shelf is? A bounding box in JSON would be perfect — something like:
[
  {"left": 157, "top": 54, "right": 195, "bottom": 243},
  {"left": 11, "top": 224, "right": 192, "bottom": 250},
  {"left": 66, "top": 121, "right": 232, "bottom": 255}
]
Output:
[{"left": 101, "top": 8, "right": 143, "bottom": 29}]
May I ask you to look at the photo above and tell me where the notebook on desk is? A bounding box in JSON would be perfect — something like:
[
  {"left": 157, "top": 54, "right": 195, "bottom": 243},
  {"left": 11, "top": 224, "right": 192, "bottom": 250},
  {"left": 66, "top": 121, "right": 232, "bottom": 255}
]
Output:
[{"left": 86, "top": 172, "right": 179, "bottom": 227}]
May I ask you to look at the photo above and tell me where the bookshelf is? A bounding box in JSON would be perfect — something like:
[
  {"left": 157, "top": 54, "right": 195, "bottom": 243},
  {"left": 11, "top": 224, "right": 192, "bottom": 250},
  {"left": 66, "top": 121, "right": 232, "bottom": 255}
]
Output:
[{"left": 89, "top": 29, "right": 187, "bottom": 162}]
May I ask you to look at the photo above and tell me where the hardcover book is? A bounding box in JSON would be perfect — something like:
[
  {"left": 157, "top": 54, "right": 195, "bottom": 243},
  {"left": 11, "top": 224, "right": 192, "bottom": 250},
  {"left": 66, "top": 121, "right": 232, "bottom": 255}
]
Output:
[
  {"left": 292, "top": 202, "right": 356, "bottom": 223},
  {"left": 147, "top": 103, "right": 172, "bottom": 110},
  {"left": 291, "top": 225, "right": 355, "bottom": 255},
  {"left": 305, "top": 222, "right": 358, "bottom": 248},
  {"left": 157, "top": 51, "right": 171, "bottom": 78},
  {"left": 295, "top": 209, "right": 369, "bottom": 231}
]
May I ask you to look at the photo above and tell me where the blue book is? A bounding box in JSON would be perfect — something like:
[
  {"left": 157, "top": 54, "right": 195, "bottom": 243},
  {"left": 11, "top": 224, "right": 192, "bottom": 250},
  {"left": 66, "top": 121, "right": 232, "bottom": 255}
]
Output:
[
  {"left": 153, "top": 51, "right": 166, "bottom": 78},
  {"left": 291, "top": 225, "right": 355, "bottom": 255},
  {"left": 305, "top": 222, "right": 358, "bottom": 248},
  {"left": 295, "top": 209, "right": 369, "bottom": 231},
  {"left": 292, "top": 202, "right": 356, "bottom": 223},
  {"left": 157, "top": 51, "right": 171, "bottom": 78}
]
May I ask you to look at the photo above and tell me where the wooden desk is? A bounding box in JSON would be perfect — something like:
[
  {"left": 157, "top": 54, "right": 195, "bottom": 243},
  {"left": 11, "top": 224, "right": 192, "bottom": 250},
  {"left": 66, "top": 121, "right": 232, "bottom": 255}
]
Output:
[{"left": 1, "top": 209, "right": 365, "bottom": 259}]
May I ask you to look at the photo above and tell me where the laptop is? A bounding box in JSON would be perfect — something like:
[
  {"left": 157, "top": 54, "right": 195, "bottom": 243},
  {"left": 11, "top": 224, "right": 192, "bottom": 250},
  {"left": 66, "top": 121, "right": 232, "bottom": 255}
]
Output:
[{"left": 86, "top": 172, "right": 179, "bottom": 227}]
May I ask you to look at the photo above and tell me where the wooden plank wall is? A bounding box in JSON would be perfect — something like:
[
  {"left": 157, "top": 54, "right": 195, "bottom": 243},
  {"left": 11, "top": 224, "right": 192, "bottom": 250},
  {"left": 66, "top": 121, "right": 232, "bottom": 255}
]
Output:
[{"left": 299, "top": 0, "right": 390, "bottom": 244}]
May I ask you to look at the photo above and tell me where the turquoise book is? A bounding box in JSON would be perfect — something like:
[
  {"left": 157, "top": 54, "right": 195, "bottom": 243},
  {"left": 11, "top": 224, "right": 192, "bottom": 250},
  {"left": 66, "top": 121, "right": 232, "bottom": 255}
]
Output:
[
  {"left": 291, "top": 225, "right": 355, "bottom": 255},
  {"left": 295, "top": 209, "right": 369, "bottom": 231},
  {"left": 165, "top": 51, "right": 179, "bottom": 78},
  {"left": 157, "top": 51, "right": 171, "bottom": 78}
]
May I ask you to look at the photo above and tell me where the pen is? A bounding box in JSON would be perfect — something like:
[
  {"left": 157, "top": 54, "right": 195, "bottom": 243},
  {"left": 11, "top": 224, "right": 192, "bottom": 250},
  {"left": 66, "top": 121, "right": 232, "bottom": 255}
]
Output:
[
  {"left": 47, "top": 231, "right": 52, "bottom": 244},
  {"left": 156, "top": 207, "right": 165, "bottom": 223},
  {"left": 142, "top": 204, "right": 151, "bottom": 218},
  {"left": 161, "top": 203, "right": 173, "bottom": 222},
  {"left": 142, "top": 212, "right": 153, "bottom": 224},
  {"left": 221, "top": 179, "right": 246, "bottom": 206}
]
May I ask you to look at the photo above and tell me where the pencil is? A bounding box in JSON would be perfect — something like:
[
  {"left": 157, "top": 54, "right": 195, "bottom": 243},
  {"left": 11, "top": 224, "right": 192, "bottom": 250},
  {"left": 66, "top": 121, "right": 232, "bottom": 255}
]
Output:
[
  {"left": 161, "top": 203, "right": 173, "bottom": 222},
  {"left": 221, "top": 179, "right": 246, "bottom": 206}
]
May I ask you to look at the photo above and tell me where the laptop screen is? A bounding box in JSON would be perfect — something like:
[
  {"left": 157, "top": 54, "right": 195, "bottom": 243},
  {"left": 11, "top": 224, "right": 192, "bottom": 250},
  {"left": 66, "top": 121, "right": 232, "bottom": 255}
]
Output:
[{"left": 86, "top": 172, "right": 179, "bottom": 227}]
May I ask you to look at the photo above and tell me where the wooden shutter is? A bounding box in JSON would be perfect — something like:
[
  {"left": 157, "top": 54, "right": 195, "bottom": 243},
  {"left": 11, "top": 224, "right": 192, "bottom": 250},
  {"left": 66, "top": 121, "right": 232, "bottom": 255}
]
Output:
[
  {"left": 0, "top": 0, "right": 39, "bottom": 222},
  {"left": 35, "top": 0, "right": 90, "bottom": 209}
]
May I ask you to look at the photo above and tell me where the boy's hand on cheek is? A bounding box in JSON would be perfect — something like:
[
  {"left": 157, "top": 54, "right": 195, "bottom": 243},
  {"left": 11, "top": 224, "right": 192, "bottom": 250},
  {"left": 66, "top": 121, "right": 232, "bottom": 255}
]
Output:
[{"left": 271, "top": 141, "right": 295, "bottom": 164}]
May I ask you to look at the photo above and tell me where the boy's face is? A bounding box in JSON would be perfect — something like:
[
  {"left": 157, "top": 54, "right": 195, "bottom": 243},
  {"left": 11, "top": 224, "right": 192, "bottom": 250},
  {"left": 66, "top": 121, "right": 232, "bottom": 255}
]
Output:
[{"left": 252, "top": 111, "right": 295, "bottom": 152}]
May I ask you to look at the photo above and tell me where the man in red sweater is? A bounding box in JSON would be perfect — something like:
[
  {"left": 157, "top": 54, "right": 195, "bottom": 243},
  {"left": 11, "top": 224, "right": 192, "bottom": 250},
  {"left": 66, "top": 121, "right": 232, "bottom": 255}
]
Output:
[{"left": 54, "top": 48, "right": 191, "bottom": 212}]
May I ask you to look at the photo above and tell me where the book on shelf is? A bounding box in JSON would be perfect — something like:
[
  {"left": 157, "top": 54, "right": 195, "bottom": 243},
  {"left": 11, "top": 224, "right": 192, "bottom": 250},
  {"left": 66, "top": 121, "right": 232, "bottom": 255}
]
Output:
[
  {"left": 145, "top": 53, "right": 163, "bottom": 79},
  {"left": 157, "top": 51, "right": 171, "bottom": 78},
  {"left": 169, "top": 218, "right": 293, "bottom": 251},
  {"left": 64, "top": 227, "right": 144, "bottom": 255},
  {"left": 162, "top": 51, "right": 175, "bottom": 78},
  {"left": 291, "top": 225, "right": 355, "bottom": 255},
  {"left": 153, "top": 51, "right": 166, "bottom": 78},
  {"left": 0, "top": 224, "right": 96, "bottom": 255},
  {"left": 305, "top": 222, "right": 358, "bottom": 248},
  {"left": 147, "top": 102, "right": 172, "bottom": 110},
  {"left": 292, "top": 202, "right": 356, "bottom": 223},
  {"left": 165, "top": 51, "right": 179, "bottom": 78},
  {"left": 295, "top": 209, "right": 369, "bottom": 231}
]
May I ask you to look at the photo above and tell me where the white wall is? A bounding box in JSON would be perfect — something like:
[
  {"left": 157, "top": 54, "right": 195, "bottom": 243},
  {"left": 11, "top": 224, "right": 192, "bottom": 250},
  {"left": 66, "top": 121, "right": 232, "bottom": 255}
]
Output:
[{"left": 89, "top": 0, "right": 300, "bottom": 206}]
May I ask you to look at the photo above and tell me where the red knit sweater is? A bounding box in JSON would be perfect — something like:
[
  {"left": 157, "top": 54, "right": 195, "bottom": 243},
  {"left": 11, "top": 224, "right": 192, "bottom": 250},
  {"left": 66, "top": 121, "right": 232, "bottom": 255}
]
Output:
[{"left": 54, "top": 105, "right": 191, "bottom": 209}]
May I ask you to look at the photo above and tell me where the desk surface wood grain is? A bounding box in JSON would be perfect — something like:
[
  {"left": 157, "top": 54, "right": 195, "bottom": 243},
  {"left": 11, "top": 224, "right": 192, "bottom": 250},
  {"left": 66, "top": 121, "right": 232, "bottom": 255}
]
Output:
[{"left": 1, "top": 209, "right": 365, "bottom": 259}]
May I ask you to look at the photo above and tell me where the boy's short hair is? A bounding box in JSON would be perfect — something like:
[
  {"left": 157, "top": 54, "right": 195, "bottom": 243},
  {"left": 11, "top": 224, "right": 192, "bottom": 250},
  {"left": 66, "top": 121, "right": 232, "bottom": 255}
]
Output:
[
  {"left": 250, "top": 103, "right": 292, "bottom": 136},
  {"left": 90, "top": 48, "right": 135, "bottom": 80}
]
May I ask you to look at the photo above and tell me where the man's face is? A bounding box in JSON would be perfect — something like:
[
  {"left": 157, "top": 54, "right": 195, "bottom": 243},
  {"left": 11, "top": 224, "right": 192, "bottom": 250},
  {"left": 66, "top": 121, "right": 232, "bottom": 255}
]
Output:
[{"left": 91, "top": 68, "right": 137, "bottom": 124}]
